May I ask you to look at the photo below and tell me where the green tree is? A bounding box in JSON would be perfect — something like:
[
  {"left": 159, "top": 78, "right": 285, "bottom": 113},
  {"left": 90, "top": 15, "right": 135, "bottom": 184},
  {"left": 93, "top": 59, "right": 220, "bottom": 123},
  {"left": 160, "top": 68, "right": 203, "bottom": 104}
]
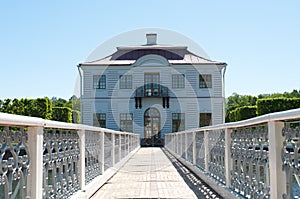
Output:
[
  {"left": 1, "top": 99, "right": 13, "bottom": 113},
  {"left": 226, "top": 93, "right": 257, "bottom": 122},
  {"left": 51, "top": 97, "right": 67, "bottom": 107},
  {"left": 52, "top": 107, "right": 72, "bottom": 123}
]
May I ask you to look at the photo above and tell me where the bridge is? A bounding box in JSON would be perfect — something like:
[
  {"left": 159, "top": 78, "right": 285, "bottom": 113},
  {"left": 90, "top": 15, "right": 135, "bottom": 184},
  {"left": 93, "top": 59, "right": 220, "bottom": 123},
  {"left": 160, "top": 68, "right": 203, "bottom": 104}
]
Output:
[{"left": 0, "top": 109, "right": 299, "bottom": 199}]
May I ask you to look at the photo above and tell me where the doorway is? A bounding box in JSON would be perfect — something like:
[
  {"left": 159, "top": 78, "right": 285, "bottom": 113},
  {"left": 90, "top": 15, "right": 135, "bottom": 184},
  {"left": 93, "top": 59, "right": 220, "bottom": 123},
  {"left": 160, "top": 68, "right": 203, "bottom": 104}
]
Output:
[{"left": 143, "top": 108, "right": 162, "bottom": 146}]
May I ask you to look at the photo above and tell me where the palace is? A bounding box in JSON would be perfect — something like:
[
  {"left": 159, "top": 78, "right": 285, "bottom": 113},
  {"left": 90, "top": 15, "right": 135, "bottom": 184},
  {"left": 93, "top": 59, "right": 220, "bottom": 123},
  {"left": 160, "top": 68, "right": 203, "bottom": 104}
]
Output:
[{"left": 78, "top": 33, "right": 226, "bottom": 146}]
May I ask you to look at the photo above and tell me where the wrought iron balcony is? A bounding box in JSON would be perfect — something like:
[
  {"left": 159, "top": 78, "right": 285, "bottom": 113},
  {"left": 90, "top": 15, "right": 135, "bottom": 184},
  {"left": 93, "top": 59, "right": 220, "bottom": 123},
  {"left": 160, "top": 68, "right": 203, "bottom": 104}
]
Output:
[{"left": 135, "top": 84, "right": 169, "bottom": 98}]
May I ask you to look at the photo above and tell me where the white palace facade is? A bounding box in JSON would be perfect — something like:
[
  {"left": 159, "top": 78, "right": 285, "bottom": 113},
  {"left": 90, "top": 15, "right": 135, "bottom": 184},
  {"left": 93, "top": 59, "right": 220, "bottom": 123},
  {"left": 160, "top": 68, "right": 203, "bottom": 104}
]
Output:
[{"left": 78, "top": 33, "right": 227, "bottom": 146}]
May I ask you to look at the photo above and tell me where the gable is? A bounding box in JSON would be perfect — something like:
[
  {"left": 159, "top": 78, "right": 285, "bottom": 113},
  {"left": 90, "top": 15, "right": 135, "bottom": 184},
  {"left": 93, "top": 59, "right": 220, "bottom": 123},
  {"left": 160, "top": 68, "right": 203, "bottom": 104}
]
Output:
[{"left": 133, "top": 54, "right": 170, "bottom": 67}]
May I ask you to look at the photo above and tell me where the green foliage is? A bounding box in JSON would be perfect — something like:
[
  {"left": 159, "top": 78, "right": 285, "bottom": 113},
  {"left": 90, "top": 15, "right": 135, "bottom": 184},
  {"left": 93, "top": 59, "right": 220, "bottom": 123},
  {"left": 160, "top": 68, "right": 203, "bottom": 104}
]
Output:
[
  {"left": 52, "top": 107, "right": 72, "bottom": 123},
  {"left": 256, "top": 97, "right": 300, "bottom": 116},
  {"left": 0, "top": 98, "right": 52, "bottom": 119},
  {"left": 229, "top": 106, "right": 257, "bottom": 122},
  {"left": 51, "top": 97, "right": 67, "bottom": 107},
  {"left": 226, "top": 89, "right": 300, "bottom": 122},
  {"left": 72, "top": 110, "right": 81, "bottom": 124},
  {"left": 226, "top": 93, "right": 257, "bottom": 122},
  {"left": 0, "top": 96, "right": 80, "bottom": 123},
  {"left": 257, "top": 89, "right": 300, "bottom": 99},
  {"left": 31, "top": 98, "right": 52, "bottom": 119}
]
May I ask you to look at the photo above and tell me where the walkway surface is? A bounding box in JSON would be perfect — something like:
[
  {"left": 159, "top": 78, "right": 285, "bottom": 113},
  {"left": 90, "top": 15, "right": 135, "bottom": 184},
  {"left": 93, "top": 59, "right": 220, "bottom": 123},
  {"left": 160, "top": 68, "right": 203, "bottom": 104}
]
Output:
[{"left": 91, "top": 147, "right": 197, "bottom": 199}]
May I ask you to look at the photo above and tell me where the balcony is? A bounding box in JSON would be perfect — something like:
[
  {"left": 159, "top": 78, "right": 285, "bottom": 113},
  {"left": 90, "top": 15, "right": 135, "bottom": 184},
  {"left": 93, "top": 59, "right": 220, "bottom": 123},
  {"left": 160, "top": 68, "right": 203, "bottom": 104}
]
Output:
[{"left": 135, "top": 84, "right": 169, "bottom": 98}]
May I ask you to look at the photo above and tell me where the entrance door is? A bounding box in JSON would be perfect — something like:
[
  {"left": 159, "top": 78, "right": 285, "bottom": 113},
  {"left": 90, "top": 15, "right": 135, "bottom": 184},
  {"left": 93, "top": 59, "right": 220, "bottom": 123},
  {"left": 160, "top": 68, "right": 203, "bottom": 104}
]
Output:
[{"left": 144, "top": 108, "right": 160, "bottom": 146}]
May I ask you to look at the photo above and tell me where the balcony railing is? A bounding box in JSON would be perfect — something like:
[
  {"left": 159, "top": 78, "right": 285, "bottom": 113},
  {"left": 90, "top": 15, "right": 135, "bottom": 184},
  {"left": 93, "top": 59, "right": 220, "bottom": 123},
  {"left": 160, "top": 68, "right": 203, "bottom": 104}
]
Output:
[
  {"left": 135, "top": 84, "right": 169, "bottom": 98},
  {"left": 165, "top": 108, "right": 300, "bottom": 199},
  {"left": 0, "top": 113, "right": 140, "bottom": 199}
]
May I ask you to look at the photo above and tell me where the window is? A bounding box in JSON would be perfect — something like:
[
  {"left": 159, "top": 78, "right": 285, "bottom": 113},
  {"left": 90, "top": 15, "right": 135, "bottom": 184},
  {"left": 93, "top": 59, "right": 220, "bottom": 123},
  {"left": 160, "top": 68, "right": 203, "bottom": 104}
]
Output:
[
  {"left": 172, "top": 113, "right": 185, "bottom": 132},
  {"left": 120, "top": 113, "right": 133, "bottom": 132},
  {"left": 172, "top": 74, "right": 185, "bottom": 88},
  {"left": 119, "top": 75, "right": 132, "bottom": 89},
  {"left": 144, "top": 73, "right": 160, "bottom": 96},
  {"left": 93, "top": 113, "right": 106, "bottom": 127},
  {"left": 93, "top": 75, "right": 106, "bottom": 89},
  {"left": 199, "top": 113, "right": 212, "bottom": 127},
  {"left": 199, "top": 74, "right": 212, "bottom": 88}
]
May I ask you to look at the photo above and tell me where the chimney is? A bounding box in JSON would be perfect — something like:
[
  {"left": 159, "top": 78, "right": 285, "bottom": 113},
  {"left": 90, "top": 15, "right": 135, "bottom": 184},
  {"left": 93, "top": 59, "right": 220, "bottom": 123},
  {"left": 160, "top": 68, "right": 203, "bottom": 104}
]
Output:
[{"left": 146, "top": 33, "right": 157, "bottom": 45}]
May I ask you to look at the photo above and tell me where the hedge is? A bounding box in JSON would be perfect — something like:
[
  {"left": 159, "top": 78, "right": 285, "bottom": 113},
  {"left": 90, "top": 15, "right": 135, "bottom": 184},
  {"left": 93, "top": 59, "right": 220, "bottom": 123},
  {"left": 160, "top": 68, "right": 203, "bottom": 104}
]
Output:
[
  {"left": 229, "top": 106, "right": 257, "bottom": 122},
  {"left": 256, "top": 97, "right": 300, "bottom": 116},
  {"left": 72, "top": 110, "right": 81, "bottom": 124},
  {"left": 29, "top": 98, "right": 52, "bottom": 119},
  {"left": 52, "top": 107, "right": 72, "bottom": 123}
]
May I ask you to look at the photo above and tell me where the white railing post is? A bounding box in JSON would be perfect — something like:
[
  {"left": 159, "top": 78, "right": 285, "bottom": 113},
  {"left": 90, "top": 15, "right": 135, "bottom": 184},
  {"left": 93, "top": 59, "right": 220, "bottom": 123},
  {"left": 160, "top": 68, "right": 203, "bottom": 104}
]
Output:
[
  {"left": 100, "top": 131, "right": 105, "bottom": 173},
  {"left": 268, "top": 121, "right": 286, "bottom": 199},
  {"left": 119, "top": 134, "right": 122, "bottom": 161},
  {"left": 78, "top": 129, "right": 86, "bottom": 191},
  {"left": 180, "top": 134, "right": 183, "bottom": 156},
  {"left": 173, "top": 134, "right": 175, "bottom": 152},
  {"left": 204, "top": 131, "right": 210, "bottom": 173},
  {"left": 185, "top": 133, "right": 188, "bottom": 160},
  {"left": 192, "top": 131, "right": 197, "bottom": 165},
  {"left": 127, "top": 135, "right": 130, "bottom": 155},
  {"left": 27, "top": 127, "right": 44, "bottom": 199},
  {"left": 175, "top": 135, "right": 177, "bottom": 153},
  {"left": 224, "top": 128, "right": 232, "bottom": 187},
  {"left": 111, "top": 133, "right": 115, "bottom": 166}
]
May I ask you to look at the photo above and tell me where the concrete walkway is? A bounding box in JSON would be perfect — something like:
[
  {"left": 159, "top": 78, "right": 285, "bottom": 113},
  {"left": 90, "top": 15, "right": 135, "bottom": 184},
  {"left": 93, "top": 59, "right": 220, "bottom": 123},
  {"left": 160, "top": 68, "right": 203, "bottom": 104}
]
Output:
[{"left": 91, "top": 147, "right": 197, "bottom": 199}]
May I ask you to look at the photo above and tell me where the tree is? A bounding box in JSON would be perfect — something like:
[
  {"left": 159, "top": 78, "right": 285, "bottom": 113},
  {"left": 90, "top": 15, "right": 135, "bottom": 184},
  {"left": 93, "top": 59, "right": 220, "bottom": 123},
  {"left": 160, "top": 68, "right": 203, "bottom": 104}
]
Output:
[
  {"left": 51, "top": 97, "right": 67, "bottom": 107},
  {"left": 52, "top": 107, "right": 72, "bottom": 123},
  {"left": 226, "top": 93, "right": 257, "bottom": 122}
]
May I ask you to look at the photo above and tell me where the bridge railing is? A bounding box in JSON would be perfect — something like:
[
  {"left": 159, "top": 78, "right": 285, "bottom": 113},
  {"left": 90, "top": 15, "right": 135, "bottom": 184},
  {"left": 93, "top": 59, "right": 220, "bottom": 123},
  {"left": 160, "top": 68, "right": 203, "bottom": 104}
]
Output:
[
  {"left": 0, "top": 112, "right": 140, "bottom": 199},
  {"left": 165, "top": 108, "right": 300, "bottom": 199}
]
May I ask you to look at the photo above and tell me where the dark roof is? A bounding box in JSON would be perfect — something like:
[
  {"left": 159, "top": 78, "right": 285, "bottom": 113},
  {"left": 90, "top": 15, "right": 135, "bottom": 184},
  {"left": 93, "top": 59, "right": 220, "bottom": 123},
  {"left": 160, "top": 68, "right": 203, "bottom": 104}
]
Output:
[{"left": 80, "top": 45, "right": 226, "bottom": 66}]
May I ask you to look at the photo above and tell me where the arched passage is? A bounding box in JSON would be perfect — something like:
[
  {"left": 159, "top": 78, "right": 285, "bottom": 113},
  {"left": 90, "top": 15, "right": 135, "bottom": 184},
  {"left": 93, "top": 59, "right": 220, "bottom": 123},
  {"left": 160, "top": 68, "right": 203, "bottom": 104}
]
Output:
[{"left": 144, "top": 108, "right": 160, "bottom": 146}]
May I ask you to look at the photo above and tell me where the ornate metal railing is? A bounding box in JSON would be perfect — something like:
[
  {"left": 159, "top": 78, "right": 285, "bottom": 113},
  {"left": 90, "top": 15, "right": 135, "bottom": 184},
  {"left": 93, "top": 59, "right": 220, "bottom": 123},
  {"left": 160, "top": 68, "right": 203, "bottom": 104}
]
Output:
[
  {"left": 165, "top": 108, "right": 300, "bottom": 199},
  {"left": 0, "top": 113, "right": 140, "bottom": 199}
]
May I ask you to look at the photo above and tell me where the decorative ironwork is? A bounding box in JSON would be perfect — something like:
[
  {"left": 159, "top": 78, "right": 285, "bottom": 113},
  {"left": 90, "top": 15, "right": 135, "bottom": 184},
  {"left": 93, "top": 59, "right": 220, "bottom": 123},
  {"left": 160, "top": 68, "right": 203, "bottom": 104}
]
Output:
[
  {"left": 282, "top": 124, "right": 300, "bottom": 198},
  {"left": 195, "top": 131, "right": 205, "bottom": 170},
  {"left": 104, "top": 132, "right": 112, "bottom": 171},
  {"left": 181, "top": 133, "right": 186, "bottom": 159},
  {"left": 43, "top": 129, "right": 80, "bottom": 199},
  {"left": 121, "top": 135, "right": 126, "bottom": 159},
  {"left": 135, "top": 85, "right": 169, "bottom": 98},
  {"left": 186, "top": 133, "right": 193, "bottom": 163},
  {"left": 114, "top": 135, "right": 120, "bottom": 163},
  {"left": 230, "top": 126, "right": 269, "bottom": 198},
  {"left": 85, "top": 131, "right": 101, "bottom": 184},
  {"left": 0, "top": 127, "right": 30, "bottom": 199},
  {"left": 208, "top": 130, "right": 225, "bottom": 184}
]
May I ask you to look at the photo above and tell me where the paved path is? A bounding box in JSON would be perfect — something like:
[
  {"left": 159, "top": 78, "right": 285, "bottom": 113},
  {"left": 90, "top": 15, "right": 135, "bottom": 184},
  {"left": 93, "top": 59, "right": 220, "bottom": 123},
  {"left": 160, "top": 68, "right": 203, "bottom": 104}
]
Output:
[{"left": 91, "top": 147, "right": 197, "bottom": 199}]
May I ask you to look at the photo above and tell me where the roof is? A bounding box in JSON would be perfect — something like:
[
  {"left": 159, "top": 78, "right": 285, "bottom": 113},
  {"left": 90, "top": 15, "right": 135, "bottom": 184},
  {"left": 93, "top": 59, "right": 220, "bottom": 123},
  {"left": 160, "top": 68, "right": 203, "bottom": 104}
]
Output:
[{"left": 80, "top": 44, "right": 226, "bottom": 66}]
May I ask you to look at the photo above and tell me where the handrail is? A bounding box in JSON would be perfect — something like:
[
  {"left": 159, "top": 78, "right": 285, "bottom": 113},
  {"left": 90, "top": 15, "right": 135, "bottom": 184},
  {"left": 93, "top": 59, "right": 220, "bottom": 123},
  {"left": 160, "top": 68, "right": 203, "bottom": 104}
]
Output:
[
  {"left": 0, "top": 112, "right": 45, "bottom": 127},
  {"left": 165, "top": 108, "right": 300, "bottom": 198},
  {"left": 0, "top": 112, "right": 136, "bottom": 135},
  {"left": 0, "top": 112, "right": 140, "bottom": 199},
  {"left": 174, "top": 108, "right": 300, "bottom": 134}
]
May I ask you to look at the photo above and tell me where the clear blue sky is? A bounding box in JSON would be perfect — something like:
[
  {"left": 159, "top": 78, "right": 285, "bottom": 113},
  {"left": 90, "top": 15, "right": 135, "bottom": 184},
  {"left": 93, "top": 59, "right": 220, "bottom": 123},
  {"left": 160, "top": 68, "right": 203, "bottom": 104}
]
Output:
[{"left": 1, "top": 1, "right": 299, "bottom": 100}]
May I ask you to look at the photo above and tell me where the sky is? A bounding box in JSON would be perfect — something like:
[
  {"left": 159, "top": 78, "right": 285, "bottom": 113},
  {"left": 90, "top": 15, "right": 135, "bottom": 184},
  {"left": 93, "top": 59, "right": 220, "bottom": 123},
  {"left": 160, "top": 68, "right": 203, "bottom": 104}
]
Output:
[{"left": 0, "top": 1, "right": 299, "bottom": 100}]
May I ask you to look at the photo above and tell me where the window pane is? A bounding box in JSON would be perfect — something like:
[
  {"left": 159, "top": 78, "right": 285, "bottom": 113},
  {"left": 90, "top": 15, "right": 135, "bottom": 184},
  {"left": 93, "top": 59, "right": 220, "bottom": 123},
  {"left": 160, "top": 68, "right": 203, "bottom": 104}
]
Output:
[
  {"left": 120, "top": 75, "right": 132, "bottom": 89},
  {"left": 172, "top": 113, "right": 185, "bottom": 132},
  {"left": 120, "top": 113, "right": 133, "bottom": 132},
  {"left": 172, "top": 74, "right": 185, "bottom": 88},
  {"left": 200, "top": 113, "right": 212, "bottom": 127},
  {"left": 93, "top": 75, "right": 100, "bottom": 89},
  {"left": 94, "top": 113, "right": 106, "bottom": 127},
  {"left": 99, "top": 75, "right": 106, "bottom": 89},
  {"left": 199, "top": 74, "right": 212, "bottom": 88}
]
